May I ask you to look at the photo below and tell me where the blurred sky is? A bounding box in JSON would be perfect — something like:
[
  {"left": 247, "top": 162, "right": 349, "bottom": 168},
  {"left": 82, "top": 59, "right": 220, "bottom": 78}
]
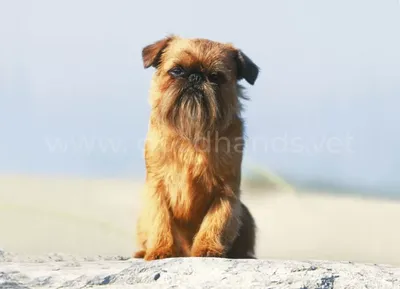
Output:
[{"left": 0, "top": 0, "right": 400, "bottom": 196}]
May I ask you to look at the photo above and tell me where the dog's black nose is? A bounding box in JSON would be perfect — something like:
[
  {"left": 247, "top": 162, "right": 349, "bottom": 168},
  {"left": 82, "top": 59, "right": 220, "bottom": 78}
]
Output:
[{"left": 188, "top": 73, "right": 203, "bottom": 84}]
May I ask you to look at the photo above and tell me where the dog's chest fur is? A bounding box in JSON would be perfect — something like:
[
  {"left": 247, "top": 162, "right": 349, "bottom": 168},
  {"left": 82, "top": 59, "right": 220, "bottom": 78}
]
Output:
[{"left": 146, "top": 119, "right": 243, "bottom": 223}]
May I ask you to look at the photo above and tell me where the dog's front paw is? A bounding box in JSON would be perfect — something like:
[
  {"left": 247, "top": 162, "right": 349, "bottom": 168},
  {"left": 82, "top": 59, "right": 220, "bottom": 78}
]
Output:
[
  {"left": 191, "top": 242, "right": 225, "bottom": 258},
  {"left": 132, "top": 250, "right": 146, "bottom": 259},
  {"left": 144, "top": 246, "right": 177, "bottom": 261}
]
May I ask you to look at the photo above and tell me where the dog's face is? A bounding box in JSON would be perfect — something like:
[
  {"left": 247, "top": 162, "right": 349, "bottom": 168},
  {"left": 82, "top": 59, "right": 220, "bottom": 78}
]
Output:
[{"left": 142, "top": 35, "right": 259, "bottom": 140}]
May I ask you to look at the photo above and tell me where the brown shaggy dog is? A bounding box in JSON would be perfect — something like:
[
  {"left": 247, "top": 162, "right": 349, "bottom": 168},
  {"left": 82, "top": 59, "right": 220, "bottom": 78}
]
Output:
[{"left": 134, "top": 35, "right": 259, "bottom": 260}]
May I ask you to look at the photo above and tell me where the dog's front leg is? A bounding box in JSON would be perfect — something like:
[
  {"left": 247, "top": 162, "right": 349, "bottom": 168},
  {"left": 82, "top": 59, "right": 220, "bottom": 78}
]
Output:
[
  {"left": 191, "top": 195, "right": 241, "bottom": 257},
  {"left": 142, "top": 185, "right": 179, "bottom": 261}
]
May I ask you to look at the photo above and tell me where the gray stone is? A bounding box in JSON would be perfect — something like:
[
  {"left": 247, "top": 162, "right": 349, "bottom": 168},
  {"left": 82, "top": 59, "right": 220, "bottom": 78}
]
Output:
[{"left": 1, "top": 255, "right": 400, "bottom": 289}]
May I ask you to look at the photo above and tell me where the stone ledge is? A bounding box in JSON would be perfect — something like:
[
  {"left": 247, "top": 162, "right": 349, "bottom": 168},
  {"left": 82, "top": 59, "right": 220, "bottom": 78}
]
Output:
[{"left": 1, "top": 253, "right": 400, "bottom": 289}]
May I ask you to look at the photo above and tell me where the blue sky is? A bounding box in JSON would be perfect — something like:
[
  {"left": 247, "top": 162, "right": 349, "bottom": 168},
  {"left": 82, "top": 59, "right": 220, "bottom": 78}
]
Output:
[{"left": 1, "top": 0, "right": 400, "bottom": 195}]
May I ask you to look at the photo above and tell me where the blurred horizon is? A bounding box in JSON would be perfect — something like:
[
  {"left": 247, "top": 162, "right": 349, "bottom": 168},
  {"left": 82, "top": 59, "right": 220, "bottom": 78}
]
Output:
[{"left": 1, "top": 0, "right": 400, "bottom": 197}]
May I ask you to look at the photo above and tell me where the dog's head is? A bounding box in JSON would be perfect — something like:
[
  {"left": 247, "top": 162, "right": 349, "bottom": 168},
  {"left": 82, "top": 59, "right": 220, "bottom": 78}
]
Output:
[{"left": 142, "top": 35, "right": 259, "bottom": 140}]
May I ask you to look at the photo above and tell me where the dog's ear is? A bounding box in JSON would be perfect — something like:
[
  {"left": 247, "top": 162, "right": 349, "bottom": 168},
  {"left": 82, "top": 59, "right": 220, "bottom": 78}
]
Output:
[
  {"left": 142, "top": 36, "right": 175, "bottom": 69},
  {"left": 235, "top": 50, "right": 259, "bottom": 85}
]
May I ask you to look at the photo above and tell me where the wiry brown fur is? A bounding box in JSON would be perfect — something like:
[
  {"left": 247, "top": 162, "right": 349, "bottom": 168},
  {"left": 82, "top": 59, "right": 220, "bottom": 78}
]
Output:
[{"left": 134, "top": 35, "right": 259, "bottom": 260}]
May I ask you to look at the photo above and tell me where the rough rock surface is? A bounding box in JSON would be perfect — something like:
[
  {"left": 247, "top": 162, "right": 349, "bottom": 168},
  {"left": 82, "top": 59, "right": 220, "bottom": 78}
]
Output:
[{"left": 1, "top": 250, "right": 400, "bottom": 289}]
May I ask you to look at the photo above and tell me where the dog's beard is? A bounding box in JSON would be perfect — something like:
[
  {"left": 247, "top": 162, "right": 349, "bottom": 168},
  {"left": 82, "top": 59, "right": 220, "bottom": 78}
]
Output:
[{"left": 158, "top": 85, "right": 234, "bottom": 142}]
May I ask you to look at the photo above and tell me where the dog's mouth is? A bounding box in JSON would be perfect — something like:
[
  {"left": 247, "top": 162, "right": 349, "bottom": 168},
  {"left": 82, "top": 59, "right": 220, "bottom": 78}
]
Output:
[
  {"left": 180, "top": 86, "right": 205, "bottom": 99},
  {"left": 162, "top": 84, "right": 224, "bottom": 140},
  {"left": 178, "top": 87, "right": 211, "bottom": 116},
  {"left": 169, "top": 86, "right": 214, "bottom": 127}
]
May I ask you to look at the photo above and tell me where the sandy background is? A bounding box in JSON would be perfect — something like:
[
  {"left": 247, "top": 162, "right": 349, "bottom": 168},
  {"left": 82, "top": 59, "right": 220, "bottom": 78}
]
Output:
[{"left": 1, "top": 174, "right": 400, "bottom": 267}]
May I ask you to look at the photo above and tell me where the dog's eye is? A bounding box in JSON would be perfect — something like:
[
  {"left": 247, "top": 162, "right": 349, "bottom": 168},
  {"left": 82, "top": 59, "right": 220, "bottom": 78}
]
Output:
[
  {"left": 209, "top": 72, "right": 224, "bottom": 84},
  {"left": 168, "top": 66, "right": 185, "bottom": 78},
  {"left": 208, "top": 72, "right": 219, "bottom": 83}
]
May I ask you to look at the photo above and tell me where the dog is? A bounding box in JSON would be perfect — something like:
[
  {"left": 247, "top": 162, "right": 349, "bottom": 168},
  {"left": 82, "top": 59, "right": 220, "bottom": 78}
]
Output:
[{"left": 134, "top": 35, "right": 259, "bottom": 260}]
